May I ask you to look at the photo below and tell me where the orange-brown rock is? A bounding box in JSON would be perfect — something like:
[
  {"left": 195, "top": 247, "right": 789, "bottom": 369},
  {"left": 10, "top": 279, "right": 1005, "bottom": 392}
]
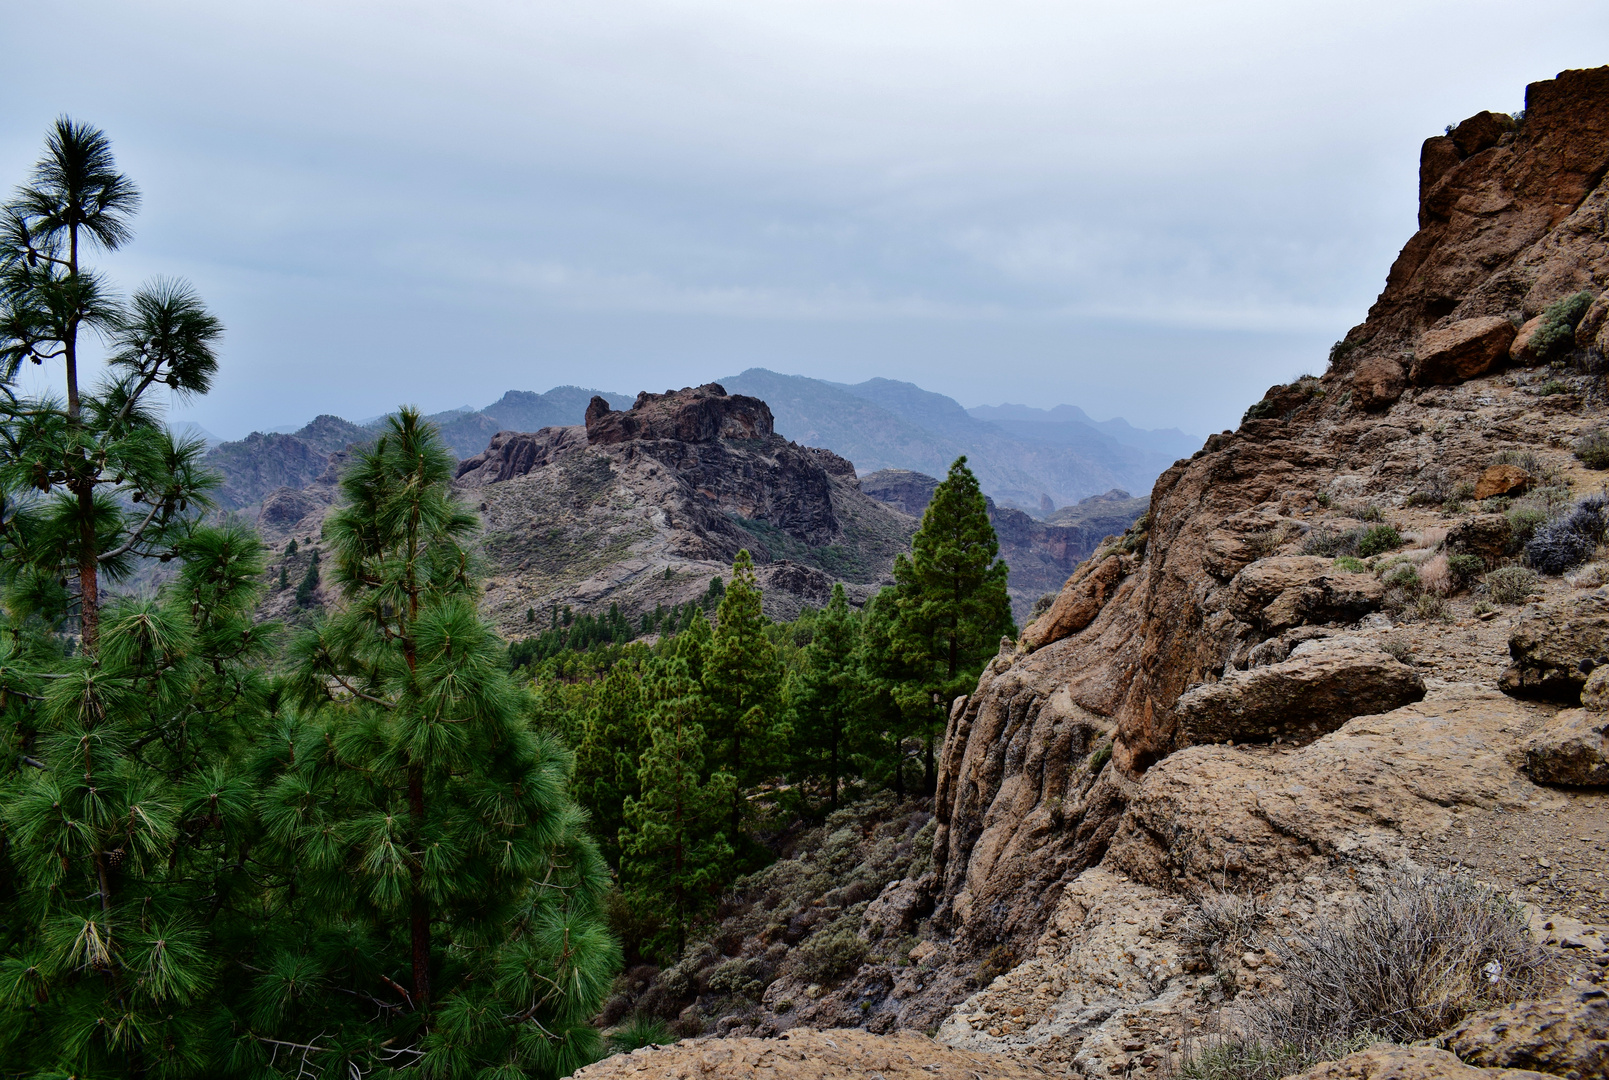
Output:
[
  {"left": 1508, "top": 314, "right": 1547, "bottom": 364},
  {"left": 1577, "top": 292, "right": 1609, "bottom": 349},
  {"left": 1446, "top": 513, "right": 1515, "bottom": 565},
  {"left": 1445, "top": 988, "right": 1609, "bottom": 1077},
  {"left": 571, "top": 1029, "right": 1055, "bottom": 1080},
  {"left": 1473, "top": 463, "right": 1532, "bottom": 499},
  {"left": 1020, "top": 554, "right": 1126, "bottom": 649},
  {"left": 1450, "top": 110, "right": 1516, "bottom": 157},
  {"left": 1283, "top": 1045, "right": 1550, "bottom": 1080},
  {"left": 1409, "top": 316, "right": 1516, "bottom": 385},
  {"left": 1351, "top": 355, "right": 1407, "bottom": 411}
]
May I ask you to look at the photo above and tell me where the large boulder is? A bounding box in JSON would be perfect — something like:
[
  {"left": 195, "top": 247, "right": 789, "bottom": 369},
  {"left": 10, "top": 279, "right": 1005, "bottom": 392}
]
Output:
[
  {"left": 1474, "top": 464, "right": 1531, "bottom": 500},
  {"left": 1022, "top": 554, "right": 1126, "bottom": 649},
  {"left": 1409, "top": 317, "right": 1518, "bottom": 385},
  {"left": 1352, "top": 355, "right": 1407, "bottom": 411},
  {"left": 1509, "top": 314, "right": 1548, "bottom": 364},
  {"left": 1523, "top": 709, "right": 1609, "bottom": 786},
  {"left": 858, "top": 874, "right": 934, "bottom": 943},
  {"left": 1177, "top": 638, "right": 1425, "bottom": 746},
  {"left": 1499, "top": 587, "right": 1609, "bottom": 703},
  {"left": 1446, "top": 514, "right": 1515, "bottom": 565},
  {"left": 1227, "top": 556, "right": 1385, "bottom": 632},
  {"left": 1576, "top": 292, "right": 1609, "bottom": 350},
  {"left": 1444, "top": 988, "right": 1609, "bottom": 1078}
]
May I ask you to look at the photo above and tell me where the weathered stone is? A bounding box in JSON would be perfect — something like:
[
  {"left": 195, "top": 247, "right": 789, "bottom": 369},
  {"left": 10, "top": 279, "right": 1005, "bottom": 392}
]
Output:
[
  {"left": 1445, "top": 514, "right": 1515, "bottom": 565},
  {"left": 1022, "top": 555, "right": 1125, "bottom": 649},
  {"left": 1176, "top": 638, "right": 1425, "bottom": 747},
  {"left": 1352, "top": 355, "right": 1407, "bottom": 411},
  {"left": 1576, "top": 292, "right": 1609, "bottom": 350},
  {"left": 1285, "top": 1045, "right": 1549, "bottom": 1080},
  {"left": 1450, "top": 110, "right": 1515, "bottom": 157},
  {"left": 1523, "top": 708, "right": 1609, "bottom": 786},
  {"left": 1445, "top": 988, "right": 1609, "bottom": 1078},
  {"left": 1583, "top": 665, "right": 1609, "bottom": 710},
  {"left": 1500, "top": 586, "right": 1609, "bottom": 703},
  {"left": 584, "top": 383, "right": 773, "bottom": 445},
  {"left": 1509, "top": 314, "right": 1547, "bottom": 364},
  {"left": 859, "top": 875, "right": 935, "bottom": 942},
  {"left": 1228, "top": 556, "right": 1385, "bottom": 631},
  {"left": 1473, "top": 464, "right": 1532, "bottom": 500},
  {"left": 1410, "top": 317, "right": 1517, "bottom": 385}
]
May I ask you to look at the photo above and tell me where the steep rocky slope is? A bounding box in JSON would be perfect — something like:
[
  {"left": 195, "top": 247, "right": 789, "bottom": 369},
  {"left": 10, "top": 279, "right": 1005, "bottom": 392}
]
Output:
[
  {"left": 453, "top": 384, "right": 920, "bottom": 628},
  {"left": 589, "top": 67, "right": 1609, "bottom": 1080}
]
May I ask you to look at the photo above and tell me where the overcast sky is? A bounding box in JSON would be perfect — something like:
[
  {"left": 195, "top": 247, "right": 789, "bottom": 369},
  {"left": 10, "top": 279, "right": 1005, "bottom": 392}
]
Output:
[{"left": 3, "top": 2, "right": 1606, "bottom": 439}]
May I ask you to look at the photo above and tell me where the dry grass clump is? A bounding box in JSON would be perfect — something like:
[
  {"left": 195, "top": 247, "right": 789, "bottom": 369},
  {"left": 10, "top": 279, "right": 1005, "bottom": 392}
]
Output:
[
  {"left": 1482, "top": 565, "right": 1540, "bottom": 605},
  {"left": 1570, "top": 563, "right": 1609, "bottom": 589},
  {"left": 1254, "top": 871, "right": 1554, "bottom": 1048},
  {"left": 1183, "top": 871, "right": 1555, "bottom": 1080}
]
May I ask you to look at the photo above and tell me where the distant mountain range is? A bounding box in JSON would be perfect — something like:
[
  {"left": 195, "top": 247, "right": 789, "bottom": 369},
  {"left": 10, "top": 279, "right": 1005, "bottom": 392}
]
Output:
[{"left": 200, "top": 370, "right": 1197, "bottom": 517}]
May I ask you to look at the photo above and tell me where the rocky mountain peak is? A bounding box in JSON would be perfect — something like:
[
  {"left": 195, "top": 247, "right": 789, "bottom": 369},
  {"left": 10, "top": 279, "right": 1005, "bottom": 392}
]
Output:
[{"left": 585, "top": 382, "right": 774, "bottom": 446}]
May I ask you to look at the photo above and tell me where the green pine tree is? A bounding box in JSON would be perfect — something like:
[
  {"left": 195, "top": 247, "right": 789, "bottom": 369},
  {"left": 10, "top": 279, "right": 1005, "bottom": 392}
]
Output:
[
  {"left": 572, "top": 659, "right": 648, "bottom": 869},
  {"left": 702, "top": 550, "right": 783, "bottom": 834},
  {"left": 619, "top": 657, "right": 735, "bottom": 956},
  {"left": 269, "top": 408, "right": 619, "bottom": 1077},
  {"left": 792, "top": 583, "right": 861, "bottom": 809},
  {"left": 892, "top": 456, "right": 1015, "bottom": 791}
]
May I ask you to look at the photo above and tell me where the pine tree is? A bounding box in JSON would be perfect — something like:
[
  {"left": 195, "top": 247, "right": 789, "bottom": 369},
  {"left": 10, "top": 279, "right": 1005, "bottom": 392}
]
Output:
[
  {"left": 702, "top": 550, "right": 783, "bottom": 834},
  {"left": 619, "top": 657, "right": 734, "bottom": 956},
  {"left": 792, "top": 583, "right": 860, "bottom": 809},
  {"left": 269, "top": 408, "right": 618, "bottom": 1077},
  {"left": 293, "top": 547, "right": 320, "bottom": 606},
  {"left": 0, "top": 119, "right": 221, "bottom": 654},
  {"left": 572, "top": 658, "right": 648, "bottom": 869},
  {"left": 892, "top": 456, "right": 1014, "bottom": 791}
]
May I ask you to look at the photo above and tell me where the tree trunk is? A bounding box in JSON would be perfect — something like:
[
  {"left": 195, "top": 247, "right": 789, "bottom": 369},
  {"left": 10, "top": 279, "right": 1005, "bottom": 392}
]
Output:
[{"left": 408, "top": 762, "right": 431, "bottom": 1011}]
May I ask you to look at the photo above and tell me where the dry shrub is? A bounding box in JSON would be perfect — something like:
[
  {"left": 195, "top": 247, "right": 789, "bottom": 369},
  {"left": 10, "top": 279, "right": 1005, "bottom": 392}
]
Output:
[
  {"left": 1570, "top": 562, "right": 1609, "bottom": 589},
  {"left": 1414, "top": 527, "right": 1447, "bottom": 550},
  {"left": 1252, "top": 871, "right": 1555, "bottom": 1050},
  {"left": 1419, "top": 554, "right": 1453, "bottom": 597},
  {"left": 1180, "top": 1032, "right": 1380, "bottom": 1080},
  {"left": 1183, "top": 892, "right": 1269, "bottom": 993},
  {"left": 1483, "top": 565, "right": 1540, "bottom": 605}
]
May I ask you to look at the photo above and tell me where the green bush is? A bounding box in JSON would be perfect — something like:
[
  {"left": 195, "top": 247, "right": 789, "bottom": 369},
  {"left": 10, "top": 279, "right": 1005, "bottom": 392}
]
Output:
[
  {"left": 1181, "top": 1033, "right": 1382, "bottom": 1080},
  {"left": 1507, "top": 506, "right": 1549, "bottom": 544},
  {"left": 1539, "top": 378, "right": 1570, "bottom": 396},
  {"left": 792, "top": 929, "right": 868, "bottom": 984},
  {"left": 1333, "top": 555, "right": 1367, "bottom": 573},
  {"left": 1484, "top": 565, "right": 1540, "bottom": 605},
  {"left": 1531, "top": 290, "right": 1595, "bottom": 361},
  {"left": 1356, "top": 524, "right": 1402, "bottom": 557},
  {"left": 608, "top": 1013, "right": 674, "bottom": 1054},
  {"left": 1575, "top": 429, "right": 1609, "bottom": 470},
  {"left": 1447, "top": 553, "right": 1486, "bottom": 585},
  {"left": 1380, "top": 562, "right": 1421, "bottom": 593},
  {"left": 1360, "top": 504, "right": 1384, "bottom": 523}
]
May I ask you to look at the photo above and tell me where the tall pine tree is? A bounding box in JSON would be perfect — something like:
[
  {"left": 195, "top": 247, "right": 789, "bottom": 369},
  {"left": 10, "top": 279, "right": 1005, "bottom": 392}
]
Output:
[
  {"left": 792, "top": 583, "right": 860, "bottom": 809},
  {"left": 892, "top": 456, "right": 1015, "bottom": 791},
  {"left": 268, "top": 408, "right": 618, "bottom": 1078},
  {"left": 701, "top": 550, "right": 783, "bottom": 836}
]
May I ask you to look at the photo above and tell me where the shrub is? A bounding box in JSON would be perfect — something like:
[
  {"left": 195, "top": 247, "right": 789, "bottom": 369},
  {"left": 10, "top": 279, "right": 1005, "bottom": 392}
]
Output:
[
  {"left": 1357, "top": 524, "right": 1402, "bottom": 557},
  {"left": 1304, "top": 526, "right": 1365, "bottom": 558},
  {"left": 1447, "top": 553, "right": 1486, "bottom": 586},
  {"left": 1413, "top": 594, "right": 1452, "bottom": 623},
  {"left": 1506, "top": 506, "right": 1549, "bottom": 547},
  {"left": 1380, "top": 562, "right": 1421, "bottom": 594},
  {"left": 1315, "top": 491, "right": 1331, "bottom": 508},
  {"left": 1030, "top": 593, "right": 1056, "bottom": 620},
  {"left": 608, "top": 1013, "right": 674, "bottom": 1054},
  {"left": 1253, "top": 871, "right": 1554, "bottom": 1049},
  {"left": 792, "top": 929, "right": 867, "bottom": 984},
  {"left": 1472, "top": 599, "right": 1495, "bottom": 616},
  {"left": 1333, "top": 555, "right": 1367, "bottom": 573},
  {"left": 1539, "top": 378, "right": 1570, "bottom": 396},
  {"left": 1378, "top": 636, "right": 1413, "bottom": 663},
  {"left": 1576, "top": 429, "right": 1609, "bottom": 470},
  {"left": 1087, "top": 739, "right": 1112, "bottom": 774},
  {"left": 976, "top": 943, "right": 1017, "bottom": 986},
  {"left": 1493, "top": 449, "right": 1542, "bottom": 474},
  {"left": 1180, "top": 1033, "right": 1382, "bottom": 1080},
  {"left": 1531, "top": 290, "right": 1595, "bottom": 361},
  {"left": 1526, "top": 496, "right": 1606, "bottom": 574},
  {"left": 1420, "top": 554, "right": 1453, "bottom": 597},
  {"left": 1183, "top": 892, "right": 1268, "bottom": 992},
  {"left": 1360, "top": 504, "right": 1384, "bottom": 523},
  {"left": 1483, "top": 565, "right": 1540, "bottom": 605}
]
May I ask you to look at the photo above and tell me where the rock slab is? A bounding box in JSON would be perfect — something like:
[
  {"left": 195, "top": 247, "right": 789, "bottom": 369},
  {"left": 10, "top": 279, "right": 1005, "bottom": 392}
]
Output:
[{"left": 1444, "top": 988, "right": 1609, "bottom": 1078}]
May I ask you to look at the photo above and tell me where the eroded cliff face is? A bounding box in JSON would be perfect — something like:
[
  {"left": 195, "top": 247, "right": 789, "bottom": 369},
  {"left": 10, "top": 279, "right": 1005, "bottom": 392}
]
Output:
[{"left": 928, "top": 66, "right": 1609, "bottom": 960}]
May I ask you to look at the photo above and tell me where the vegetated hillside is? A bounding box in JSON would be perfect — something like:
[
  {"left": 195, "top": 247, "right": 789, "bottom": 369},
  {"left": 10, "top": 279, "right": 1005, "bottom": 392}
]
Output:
[
  {"left": 453, "top": 384, "right": 921, "bottom": 631},
  {"left": 608, "top": 68, "right": 1609, "bottom": 1079},
  {"left": 719, "top": 368, "right": 1187, "bottom": 514},
  {"left": 859, "top": 469, "right": 1149, "bottom": 620}
]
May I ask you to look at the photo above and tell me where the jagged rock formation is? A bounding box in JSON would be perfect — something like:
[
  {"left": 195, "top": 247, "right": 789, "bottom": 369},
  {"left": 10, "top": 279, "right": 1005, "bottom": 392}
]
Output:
[
  {"left": 454, "top": 383, "right": 920, "bottom": 626},
  {"left": 858, "top": 471, "right": 1148, "bottom": 620}
]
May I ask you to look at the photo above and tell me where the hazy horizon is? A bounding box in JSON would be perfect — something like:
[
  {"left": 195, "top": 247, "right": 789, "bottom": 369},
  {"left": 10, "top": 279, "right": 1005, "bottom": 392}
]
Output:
[{"left": 4, "top": 2, "right": 1606, "bottom": 439}]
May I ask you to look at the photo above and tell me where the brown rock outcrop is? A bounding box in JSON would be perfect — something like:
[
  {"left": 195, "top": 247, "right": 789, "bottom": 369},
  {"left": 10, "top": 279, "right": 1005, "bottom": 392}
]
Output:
[
  {"left": 1509, "top": 315, "right": 1547, "bottom": 364},
  {"left": 1523, "top": 709, "right": 1609, "bottom": 786},
  {"left": 1446, "top": 514, "right": 1516, "bottom": 565},
  {"left": 585, "top": 383, "right": 773, "bottom": 445},
  {"left": 1225, "top": 556, "right": 1385, "bottom": 631},
  {"left": 1175, "top": 638, "right": 1424, "bottom": 747},
  {"left": 571, "top": 1029, "right": 1054, "bottom": 1080},
  {"left": 1577, "top": 292, "right": 1609, "bottom": 350},
  {"left": 1444, "top": 988, "right": 1609, "bottom": 1078},
  {"left": 1473, "top": 464, "right": 1531, "bottom": 500},
  {"left": 1021, "top": 555, "right": 1127, "bottom": 649},
  {"left": 1409, "top": 316, "right": 1517, "bottom": 385},
  {"left": 1284, "top": 1045, "right": 1549, "bottom": 1080},
  {"left": 1500, "top": 586, "right": 1609, "bottom": 703},
  {"left": 1352, "top": 355, "right": 1407, "bottom": 410}
]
